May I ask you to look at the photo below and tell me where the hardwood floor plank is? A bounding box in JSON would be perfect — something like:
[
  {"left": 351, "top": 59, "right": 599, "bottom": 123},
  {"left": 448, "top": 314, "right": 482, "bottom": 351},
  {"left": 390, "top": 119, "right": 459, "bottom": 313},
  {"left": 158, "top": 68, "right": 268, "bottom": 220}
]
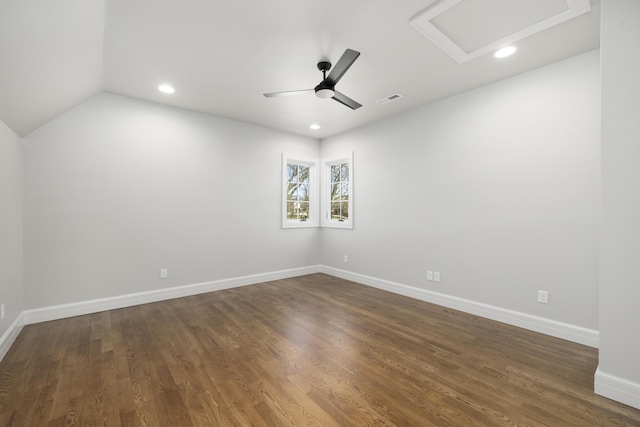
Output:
[{"left": 2, "top": 273, "right": 640, "bottom": 426}]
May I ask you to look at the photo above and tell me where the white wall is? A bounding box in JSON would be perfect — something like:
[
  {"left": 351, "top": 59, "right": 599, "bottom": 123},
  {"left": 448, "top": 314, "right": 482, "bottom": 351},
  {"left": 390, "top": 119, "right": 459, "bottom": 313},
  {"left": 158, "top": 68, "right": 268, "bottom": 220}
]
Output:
[
  {"left": 321, "top": 50, "right": 600, "bottom": 332},
  {"left": 597, "top": 0, "right": 640, "bottom": 410},
  {"left": 23, "top": 93, "right": 320, "bottom": 309},
  {"left": 0, "top": 119, "right": 23, "bottom": 339}
]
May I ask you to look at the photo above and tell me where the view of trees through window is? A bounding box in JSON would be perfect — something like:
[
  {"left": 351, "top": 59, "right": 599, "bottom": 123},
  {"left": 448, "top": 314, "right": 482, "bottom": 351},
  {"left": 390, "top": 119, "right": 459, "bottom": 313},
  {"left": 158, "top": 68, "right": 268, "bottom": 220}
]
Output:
[
  {"left": 286, "top": 163, "right": 310, "bottom": 221},
  {"left": 330, "top": 162, "right": 349, "bottom": 221}
]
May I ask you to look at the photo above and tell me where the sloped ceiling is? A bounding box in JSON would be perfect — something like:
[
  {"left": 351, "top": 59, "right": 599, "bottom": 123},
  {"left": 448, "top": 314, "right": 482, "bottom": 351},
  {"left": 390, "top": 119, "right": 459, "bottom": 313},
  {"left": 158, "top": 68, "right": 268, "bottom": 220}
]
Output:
[
  {"left": 0, "top": 0, "right": 601, "bottom": 138},
  {"left": 0, "top": 0, "right": 105, "bottom": 137}
]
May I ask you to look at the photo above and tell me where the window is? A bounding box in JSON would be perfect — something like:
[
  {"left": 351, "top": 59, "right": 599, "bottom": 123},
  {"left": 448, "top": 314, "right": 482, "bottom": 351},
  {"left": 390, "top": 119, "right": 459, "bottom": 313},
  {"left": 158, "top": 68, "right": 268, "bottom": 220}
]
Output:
[
  {"left": 321, "top": 153, "right": 353, "bottom": 229},
  {"left": 282, "top": 152, "right": 353, "bottom": 229},
  {"left": 282, "top": 154, "right": 318, "bottom": 228}
]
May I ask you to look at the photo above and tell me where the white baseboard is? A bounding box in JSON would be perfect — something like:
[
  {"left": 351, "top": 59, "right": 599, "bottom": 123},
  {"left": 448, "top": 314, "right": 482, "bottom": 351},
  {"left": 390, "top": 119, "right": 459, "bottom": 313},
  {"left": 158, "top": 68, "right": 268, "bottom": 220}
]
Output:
[
  {"left": 0, "top": 312, "right": 25, "bottom": 362},
  {"left": 320, "top": 266, "right": 599, "bottom": 348},
  {"left": 595, "top": 367, "right": 640, "bottom": 410},
  {"left": 22, "top": 265, "right": 321, "bottom": 325},
  {"left": 8, "top": 264, "right": 597, "bottom": 355}
]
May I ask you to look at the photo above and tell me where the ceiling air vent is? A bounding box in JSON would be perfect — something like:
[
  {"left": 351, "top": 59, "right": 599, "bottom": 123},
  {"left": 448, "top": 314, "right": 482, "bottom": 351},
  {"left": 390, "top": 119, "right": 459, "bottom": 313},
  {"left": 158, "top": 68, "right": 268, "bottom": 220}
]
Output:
[{"left": 376, "top": 93, "right": 403, "bottom": 106}]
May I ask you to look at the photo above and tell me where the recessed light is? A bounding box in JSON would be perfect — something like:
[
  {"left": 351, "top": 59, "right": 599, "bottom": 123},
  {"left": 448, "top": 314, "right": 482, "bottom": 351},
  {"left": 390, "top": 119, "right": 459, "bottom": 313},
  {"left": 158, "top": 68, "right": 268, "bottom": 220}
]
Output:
[
  {"left": 310, "top": 124, "right": 320, "bottom": 130},
  {"left": 494, "top": 46, "right": 517, "bottom": 59},
  {"left": 158, "top": 84, "right": 175, "bottom": 94}
]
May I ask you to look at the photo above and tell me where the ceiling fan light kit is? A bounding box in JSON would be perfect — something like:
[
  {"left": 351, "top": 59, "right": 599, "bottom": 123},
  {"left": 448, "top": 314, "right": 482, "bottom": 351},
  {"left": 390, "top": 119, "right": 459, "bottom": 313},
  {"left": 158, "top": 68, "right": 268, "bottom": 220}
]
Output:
[
  {"left": 263, "top": 48, "right": 362, "bottom": 110},
  {"left": 315, "top": 88, "right": 335, "bottom": 99}
]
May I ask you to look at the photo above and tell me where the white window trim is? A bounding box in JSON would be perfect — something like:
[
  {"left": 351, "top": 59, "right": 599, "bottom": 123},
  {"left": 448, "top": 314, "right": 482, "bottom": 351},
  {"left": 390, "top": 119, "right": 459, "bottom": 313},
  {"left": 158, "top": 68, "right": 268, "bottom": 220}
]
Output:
[
  {"left": 281, "top": 153, "right": 319, "bottom": 228},
  {"left": 321, "top": 152, "right": 354, "bottom": 229}
]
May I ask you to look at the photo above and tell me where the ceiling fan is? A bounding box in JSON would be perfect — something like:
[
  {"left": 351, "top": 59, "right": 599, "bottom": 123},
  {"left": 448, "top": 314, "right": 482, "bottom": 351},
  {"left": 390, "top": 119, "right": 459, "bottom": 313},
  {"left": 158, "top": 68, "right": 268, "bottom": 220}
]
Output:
[{"left": 263, "top": 48, "right": 362, "bottom": 110}]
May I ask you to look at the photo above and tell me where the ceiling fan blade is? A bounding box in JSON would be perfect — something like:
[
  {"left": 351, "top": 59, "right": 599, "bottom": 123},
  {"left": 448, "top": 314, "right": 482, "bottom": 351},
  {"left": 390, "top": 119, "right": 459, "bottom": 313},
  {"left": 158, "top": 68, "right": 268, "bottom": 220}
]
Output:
[
  {"left": 263, "top": 89, "right": 314, "bottom": 98},
  {"left": 324, "top": 49, "right": 360, "bottom": 87},
  {"left": 332, "top": 90, "right": 362, "bottom": 110}
]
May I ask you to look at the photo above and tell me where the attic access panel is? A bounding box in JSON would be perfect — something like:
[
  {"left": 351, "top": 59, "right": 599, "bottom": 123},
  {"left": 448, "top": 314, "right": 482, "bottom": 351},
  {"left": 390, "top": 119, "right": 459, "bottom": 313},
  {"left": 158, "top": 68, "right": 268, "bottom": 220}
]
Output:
[{"left": 410, "top": 0, "right": 592, "bottom": 63}]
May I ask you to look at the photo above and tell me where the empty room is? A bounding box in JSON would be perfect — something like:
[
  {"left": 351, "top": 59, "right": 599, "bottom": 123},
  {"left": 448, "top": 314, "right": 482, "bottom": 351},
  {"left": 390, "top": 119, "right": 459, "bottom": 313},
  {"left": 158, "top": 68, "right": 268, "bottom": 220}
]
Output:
[{"left": 1, "top": 0, "right": 640, "bottom": 425}]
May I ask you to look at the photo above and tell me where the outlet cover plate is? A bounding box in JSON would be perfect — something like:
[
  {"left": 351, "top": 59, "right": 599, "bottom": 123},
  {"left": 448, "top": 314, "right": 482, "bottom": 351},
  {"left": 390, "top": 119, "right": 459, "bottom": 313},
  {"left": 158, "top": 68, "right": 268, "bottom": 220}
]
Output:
[{"left": 538, "top": 290, "right": 549, "bottom": 304}]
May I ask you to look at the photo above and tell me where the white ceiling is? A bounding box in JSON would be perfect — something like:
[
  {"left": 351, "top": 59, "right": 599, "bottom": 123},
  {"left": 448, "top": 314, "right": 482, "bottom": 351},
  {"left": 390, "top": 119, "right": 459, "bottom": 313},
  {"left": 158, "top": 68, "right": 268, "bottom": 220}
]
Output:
[{"left": 0, "top": 0, "right": 601, "bottom": 139}]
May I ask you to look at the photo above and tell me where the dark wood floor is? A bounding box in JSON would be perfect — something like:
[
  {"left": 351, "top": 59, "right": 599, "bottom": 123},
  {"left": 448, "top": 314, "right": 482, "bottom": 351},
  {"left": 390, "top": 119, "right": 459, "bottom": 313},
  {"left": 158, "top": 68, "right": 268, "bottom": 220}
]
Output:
[{"left": 1, "top": 274, "right": 639, "bottom": 426}]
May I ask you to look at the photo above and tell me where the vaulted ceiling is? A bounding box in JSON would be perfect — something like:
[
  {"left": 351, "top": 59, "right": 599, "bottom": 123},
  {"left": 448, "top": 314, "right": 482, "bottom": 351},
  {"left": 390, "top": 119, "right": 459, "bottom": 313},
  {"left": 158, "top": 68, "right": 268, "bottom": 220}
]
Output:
[{"left": 0, "top": 0, "right": 601, "bottom": 139}]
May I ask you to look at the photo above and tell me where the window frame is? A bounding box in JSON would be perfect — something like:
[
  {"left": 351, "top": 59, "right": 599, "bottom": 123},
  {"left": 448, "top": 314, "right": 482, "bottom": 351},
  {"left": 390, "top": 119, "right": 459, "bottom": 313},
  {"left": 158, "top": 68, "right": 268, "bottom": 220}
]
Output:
[
  {"left": 321, "top": 152, "right": 354, "bottom": 229},
  {"left": 281, "top": 153, "right": 319, "bottom": 228}
]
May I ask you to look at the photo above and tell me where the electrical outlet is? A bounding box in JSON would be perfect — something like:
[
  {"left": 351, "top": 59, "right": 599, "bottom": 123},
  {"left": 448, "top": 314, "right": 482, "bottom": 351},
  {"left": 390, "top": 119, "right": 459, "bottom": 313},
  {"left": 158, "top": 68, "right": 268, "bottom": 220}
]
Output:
[
  {"left": 160, "top": 269, "right": 168, "bottom": 279},
  {"left": 538, "top": 290, "right": 549, "bottom": 304},
  {"left": 427, "top": 271, "right": 433, "bottom": 281},
  {"left": 1, "top": 304, "right": 5, "bottom": 320},
  {"left": 433, "top": 272, "right": 441, "bottom": 282},
  {"left": 344, "top": 255, "right": 348, "bottom": 263}
]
